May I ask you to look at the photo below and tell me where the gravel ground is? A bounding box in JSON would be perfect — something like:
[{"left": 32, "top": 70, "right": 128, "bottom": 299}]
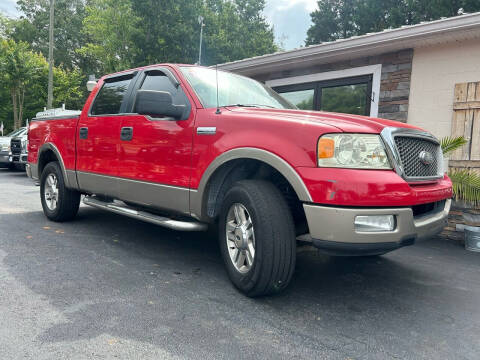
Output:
[{"left": 0, "top": 168, "right": 479, "bottom": 360}]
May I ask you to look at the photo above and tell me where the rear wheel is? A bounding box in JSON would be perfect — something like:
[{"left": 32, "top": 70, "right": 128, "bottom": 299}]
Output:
[
  {"left": 219, "top": 180, "right": 296, "bottom": 297},
  {"left": 40, "top": 161, "right": 80, "bottom": 222}
]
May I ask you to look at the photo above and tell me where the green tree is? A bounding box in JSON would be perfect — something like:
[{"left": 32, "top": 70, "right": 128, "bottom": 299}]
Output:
[
  {"left": 131, "top": 0, "right": 202, "bottom": 66},
  {"left": 0, "top": 38, "right": 85, "bottom": 131},
  {"left": 130, "top": 0, "right": 276, "bottom": 67},
  {"left": 0, "top": 39, "right": 46, "bottom": 129},
  {"left": 306, "top": 0, "right": 356, "bottom": 44},
  {"left": 306, "top": 0, "right": 480, "bottom": 45},
  {"left": 52, "top": 66, "right": 84, "bottom": 110},
  {"left": 202, "top": 0, "right": 277, "bottom": 65},
  {"left": 77, "top": 0, "right": 141, "bottom": 74},
  {"left": 0, "top": 13, "right": 15, "bottom": 39},
  {"left": 12, "top": 0, "right": 87, "bottom": 70}
]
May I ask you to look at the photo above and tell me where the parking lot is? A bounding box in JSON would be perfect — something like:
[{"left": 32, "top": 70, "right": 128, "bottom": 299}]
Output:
[{"left": 0, "top": 168, "right": 479, "bottom": 359}]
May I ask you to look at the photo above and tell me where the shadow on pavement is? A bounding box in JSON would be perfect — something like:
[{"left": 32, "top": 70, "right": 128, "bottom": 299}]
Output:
[{"left": 0, "top": 207, "right": 479, "bottom": 359}]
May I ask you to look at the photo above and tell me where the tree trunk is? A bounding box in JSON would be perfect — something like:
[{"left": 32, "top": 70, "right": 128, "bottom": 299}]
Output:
[
  {"left": 18, "top": 87, "right": 25, "bottom": 128},
  {"left": 11, "top": 87, "right": 18, "bottom": 130}
]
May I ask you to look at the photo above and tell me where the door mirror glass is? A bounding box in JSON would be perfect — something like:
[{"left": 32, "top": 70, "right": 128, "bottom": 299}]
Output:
[{"left": 134, "top": 90, "right": 186, "bottom": 120}]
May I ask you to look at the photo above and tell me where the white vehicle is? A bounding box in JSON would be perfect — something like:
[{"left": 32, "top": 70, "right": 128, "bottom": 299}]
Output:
[{"left": 0, "top": 127, "right": 27, "bottom": 169}]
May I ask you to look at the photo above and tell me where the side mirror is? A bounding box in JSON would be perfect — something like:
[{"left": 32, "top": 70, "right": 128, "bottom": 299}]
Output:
[{"left": 134, "top": 90, "right": 186, "bottom": 120}]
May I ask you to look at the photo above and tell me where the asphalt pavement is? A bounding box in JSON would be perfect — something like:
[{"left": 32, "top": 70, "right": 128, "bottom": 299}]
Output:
[{"left": 0, "top": 168, "right": 479, "bottom": 360}]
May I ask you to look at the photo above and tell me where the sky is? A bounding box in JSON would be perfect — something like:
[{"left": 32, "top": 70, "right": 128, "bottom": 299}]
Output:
[
  {"left": 264, "top": 0, "right": 318, "bottom": 50},
  {"left": 0, "top": 0, "right": 17, "bottom": 17},
  {"left": 0, "top": 0, "right": 317, "bottom": 50}
]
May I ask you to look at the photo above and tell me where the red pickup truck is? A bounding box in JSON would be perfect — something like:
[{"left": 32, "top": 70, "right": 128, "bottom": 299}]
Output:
[{"left": 27, "top": 64, "right": 452, "bottom": 296}]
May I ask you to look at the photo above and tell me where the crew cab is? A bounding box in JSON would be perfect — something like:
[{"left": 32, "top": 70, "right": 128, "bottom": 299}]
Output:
[{"left": 27, "top": 64, "right": 452, "bottom": 297}]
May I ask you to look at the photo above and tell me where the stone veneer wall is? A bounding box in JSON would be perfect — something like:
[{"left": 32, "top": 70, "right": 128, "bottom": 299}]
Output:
[
  {"left": 378, "top": 50, "right": 413, "bottom": 122},
  {"left": 254, "top": 49, "right": 414, "bottom": 123}
]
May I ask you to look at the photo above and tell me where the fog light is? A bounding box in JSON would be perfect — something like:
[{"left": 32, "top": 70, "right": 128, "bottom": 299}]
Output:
[{"left": 355, "top": 215, "right": 395, "bottom": 232}]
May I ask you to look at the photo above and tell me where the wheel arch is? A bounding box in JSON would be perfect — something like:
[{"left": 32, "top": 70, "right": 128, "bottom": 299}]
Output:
[
  {"left": 37, "top": 143, "right": 76, "bottom": 189},
  {"left": 190, "top": 148, "right": 312, "bottom": 222}
]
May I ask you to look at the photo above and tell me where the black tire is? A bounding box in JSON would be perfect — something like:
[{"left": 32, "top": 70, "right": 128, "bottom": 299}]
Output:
[
  {"left": 40, "top": 161, "right": 80, "bottom": 222},
  {"left": 219, "top": 180, "right": 296, "bottom": 297}
]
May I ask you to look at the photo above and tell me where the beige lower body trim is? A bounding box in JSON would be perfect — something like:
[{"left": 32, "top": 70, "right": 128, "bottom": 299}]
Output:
[
  {"left": 304, "top": 199, "right": 451, "bottom": 244},
  {"left": 27, "top": 163, "right": 38, "bottom": 180},
  {"left": 77, "top": 171, "right": 190, "bottom": 215},
  {"left": 66, "top": 170, "right": 79, "bottom": 189}
]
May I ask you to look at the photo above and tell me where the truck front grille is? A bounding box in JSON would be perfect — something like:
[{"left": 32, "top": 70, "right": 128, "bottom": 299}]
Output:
[
  {"left": 394, "top": 136, "right": 440, "bottom": 178},
  {"left": 10, "top": 139, "right": 21, "bottom": 155}
]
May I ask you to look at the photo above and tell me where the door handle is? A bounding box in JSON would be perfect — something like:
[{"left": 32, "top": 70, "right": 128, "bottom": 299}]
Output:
[
  {"left": 120, "top": 127, "right": 133, "bottom": 141},
  {"left": 79, "top": 127, "right": 88, "bottom": 140}
]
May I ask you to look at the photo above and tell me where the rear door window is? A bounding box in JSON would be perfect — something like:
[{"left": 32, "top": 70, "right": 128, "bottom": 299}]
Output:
[{"left": 90, "top": 75, "right": 134, "bottom": 115}]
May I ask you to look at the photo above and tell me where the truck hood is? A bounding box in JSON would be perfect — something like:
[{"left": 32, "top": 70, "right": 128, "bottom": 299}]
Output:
[
  {"left": 0, "top": 137, "right": 11, "bottom": 146},
  {"left": 227, "top": 107, "right": 422, "bottom": 134}
]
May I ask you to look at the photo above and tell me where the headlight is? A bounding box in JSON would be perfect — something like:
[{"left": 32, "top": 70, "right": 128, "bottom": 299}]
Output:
[
  {"left": 1, "top": 144, "right": 9, "bottom": 152},
  {"left": 21, "top": 139, "right": 27, "bottom": 151},
  {"left": 317, "top": 134, "right": 391, "bottom": 169}
]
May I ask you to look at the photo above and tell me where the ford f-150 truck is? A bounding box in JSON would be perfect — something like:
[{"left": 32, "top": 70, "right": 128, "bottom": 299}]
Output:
[{"left": 27, "top": 64, "right": 452, "bottom": 297}]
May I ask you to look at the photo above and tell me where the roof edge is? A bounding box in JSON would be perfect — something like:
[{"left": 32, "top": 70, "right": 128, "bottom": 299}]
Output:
[{"left": 217, "top": 12, "right": 480, "bottom": 71}]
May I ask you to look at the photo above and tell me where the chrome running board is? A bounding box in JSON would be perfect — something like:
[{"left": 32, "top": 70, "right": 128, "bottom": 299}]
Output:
[{"left": 83, "top": 196, "right": 208, "bottom": 232}]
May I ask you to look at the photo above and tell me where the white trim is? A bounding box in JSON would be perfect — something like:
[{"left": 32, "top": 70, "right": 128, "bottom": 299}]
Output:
[{"left": 266, "top": 64, "right": 382, "bottom": 118}]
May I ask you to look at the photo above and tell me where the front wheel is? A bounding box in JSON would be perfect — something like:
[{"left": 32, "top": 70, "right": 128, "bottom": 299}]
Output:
[
  {"left": 219, "top": 180, "right": 296, "bottom": 297},
  {"left": 40, "top": 161, "right": 80, "bottom": 222}
]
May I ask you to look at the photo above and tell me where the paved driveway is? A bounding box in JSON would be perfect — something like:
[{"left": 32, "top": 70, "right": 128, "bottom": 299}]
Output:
[{"left": 0, "top": 168, "right": 479, "bottom": 360}]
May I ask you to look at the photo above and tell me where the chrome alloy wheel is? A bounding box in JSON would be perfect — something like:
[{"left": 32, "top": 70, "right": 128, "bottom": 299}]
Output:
[
  {"left": 44, "top": 173, "right": 59, "bottom": 211},
  {"left": 226, "top": 203, "right": 256, "bottom": 273}
]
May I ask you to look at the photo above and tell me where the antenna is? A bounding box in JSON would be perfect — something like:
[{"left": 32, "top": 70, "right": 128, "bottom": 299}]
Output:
[{"left": 215, "top": 64, "right": 221, "bottom": 114}]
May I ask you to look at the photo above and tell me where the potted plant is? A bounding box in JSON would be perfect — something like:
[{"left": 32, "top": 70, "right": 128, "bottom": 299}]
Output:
[{"left": 441, "top": 136, "right": 480, "bottom": 252}]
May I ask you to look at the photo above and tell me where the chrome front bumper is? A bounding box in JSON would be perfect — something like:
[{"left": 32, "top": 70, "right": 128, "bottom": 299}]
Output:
[
  {"left": 12, "top": 153, "right": 28, "bottom": 164},
  {"left": 302, "top": 199, "right": 451, "bottom": 255}
]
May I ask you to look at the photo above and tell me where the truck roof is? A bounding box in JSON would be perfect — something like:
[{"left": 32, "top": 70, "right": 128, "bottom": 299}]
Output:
[{"left": 99, "top": 63, "right": 199, "bottom": 80}]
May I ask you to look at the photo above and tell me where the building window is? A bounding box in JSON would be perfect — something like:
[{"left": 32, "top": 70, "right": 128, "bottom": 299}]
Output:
[
  {"left": 280, "top": 88, "right": 315, "bottom": 110},
  {"left": 274, "top": 75, "right": 373, "bottom": 116}
]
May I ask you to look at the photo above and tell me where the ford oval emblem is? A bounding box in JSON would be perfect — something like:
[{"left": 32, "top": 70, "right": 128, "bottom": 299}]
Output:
[{"left": 419, "top": 150, "right": 434, "bottom": 165}]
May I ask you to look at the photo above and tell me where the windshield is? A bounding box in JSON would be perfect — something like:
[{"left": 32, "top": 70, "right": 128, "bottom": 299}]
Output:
[
  {"left": 180, "top": 67, "right": 295, "bottom": 110},
  {"left": 5, "top": 128, "right": 26, "bottom": 137}
]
